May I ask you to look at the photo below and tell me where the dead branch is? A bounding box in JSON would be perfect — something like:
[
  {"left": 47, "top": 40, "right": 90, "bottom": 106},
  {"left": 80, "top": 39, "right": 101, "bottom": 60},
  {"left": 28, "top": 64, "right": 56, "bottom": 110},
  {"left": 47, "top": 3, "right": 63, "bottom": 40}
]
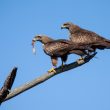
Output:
[
  {"left": 3, "top": 53, "right": 96, "bottom": 102},
  {"left": 0, "top": 67, "right": 17, "bottom": 104}
]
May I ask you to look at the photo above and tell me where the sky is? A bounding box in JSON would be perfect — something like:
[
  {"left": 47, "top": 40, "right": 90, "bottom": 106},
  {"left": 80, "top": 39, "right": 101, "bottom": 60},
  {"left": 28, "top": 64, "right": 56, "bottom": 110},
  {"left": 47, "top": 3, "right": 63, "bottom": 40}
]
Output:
[{"left": 0, "top": 0, "right": 110, "bottom": 110}]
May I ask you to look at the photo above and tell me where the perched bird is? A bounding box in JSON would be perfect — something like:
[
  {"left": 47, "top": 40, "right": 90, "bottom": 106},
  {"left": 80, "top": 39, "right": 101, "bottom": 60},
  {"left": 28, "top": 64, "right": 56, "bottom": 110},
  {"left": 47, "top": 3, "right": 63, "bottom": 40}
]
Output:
[
  {"left": 32, "top": 35, "right": 92, "bottom": 73},
  {"left": 61, "top": 22, "right": 110, "bottom": 53}
]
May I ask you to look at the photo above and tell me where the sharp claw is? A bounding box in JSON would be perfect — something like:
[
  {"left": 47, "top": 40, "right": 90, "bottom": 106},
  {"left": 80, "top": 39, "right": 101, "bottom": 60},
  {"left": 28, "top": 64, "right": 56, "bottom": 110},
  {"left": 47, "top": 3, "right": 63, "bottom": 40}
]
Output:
[
  {"left": 79, "top": 57, "right": 84, "bottom": 60},
  {"left": 48, "top": 68, "right": 56, "bottom": 73},
  {"left": 8, "top": 89, "right": 11, "bottom": 93},
  {"left": 77, "top": 57, "right": 85, "bottom": 64}
]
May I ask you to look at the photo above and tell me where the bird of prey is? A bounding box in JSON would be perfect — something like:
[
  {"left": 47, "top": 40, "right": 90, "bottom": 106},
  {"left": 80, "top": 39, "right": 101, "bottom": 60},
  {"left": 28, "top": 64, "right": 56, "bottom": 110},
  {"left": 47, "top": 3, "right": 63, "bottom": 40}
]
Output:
[
  {"left": 61, "top": 22, "right": 110, "bottom": 53},
  {"left": 32, "top": 35, "right": 92, "bottom": 73}
]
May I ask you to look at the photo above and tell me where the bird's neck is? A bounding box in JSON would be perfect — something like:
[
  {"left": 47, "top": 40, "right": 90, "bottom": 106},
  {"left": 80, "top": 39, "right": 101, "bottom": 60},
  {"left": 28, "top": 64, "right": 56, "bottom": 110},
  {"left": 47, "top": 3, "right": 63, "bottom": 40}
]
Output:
[
  {"left": 69, "top": 25, "right": 80, "bottom": 34},
  {"left": 41, "top": 38, "right": 53, "bottom": 45}
]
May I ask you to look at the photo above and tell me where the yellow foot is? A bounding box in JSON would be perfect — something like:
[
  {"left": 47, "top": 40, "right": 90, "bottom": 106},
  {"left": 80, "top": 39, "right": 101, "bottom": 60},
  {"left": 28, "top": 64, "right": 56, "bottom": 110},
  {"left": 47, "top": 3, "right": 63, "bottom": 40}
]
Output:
[
  {"left": 77, "top": 58, "right": 85, "bottom": 64},
  {"left": 79, "top": 57, "right": 84, "bottom": 60},
  {"left": 48, "top": 68, "right": 56, "bottom": 73}
]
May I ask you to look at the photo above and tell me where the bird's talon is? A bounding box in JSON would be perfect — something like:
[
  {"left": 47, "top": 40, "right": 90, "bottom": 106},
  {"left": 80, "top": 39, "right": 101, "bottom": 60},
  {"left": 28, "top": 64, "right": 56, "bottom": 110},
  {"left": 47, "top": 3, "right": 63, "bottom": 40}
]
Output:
[
  {"left": 8, "top": 89, "right": 11, "bottom": 93},
  {"left": 79, "top": 57, "right": 84, "bottom": 60},
  {"left": 77, "top": 58, "right": 85, "bottom": 64},
  {"left": 48, "top": 68, "right": 56, "bottom": 73}
]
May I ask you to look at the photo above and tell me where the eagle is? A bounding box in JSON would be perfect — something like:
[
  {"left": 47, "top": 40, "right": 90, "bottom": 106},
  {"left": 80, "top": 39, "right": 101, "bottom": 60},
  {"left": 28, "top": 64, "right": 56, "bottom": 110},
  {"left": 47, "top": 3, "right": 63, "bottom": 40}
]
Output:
[
  {"left": 32, "top": 35, "right": 92, "bottom": 73},
  {"left": 61, "top": 22, "right": 110, "bottom": 53}
]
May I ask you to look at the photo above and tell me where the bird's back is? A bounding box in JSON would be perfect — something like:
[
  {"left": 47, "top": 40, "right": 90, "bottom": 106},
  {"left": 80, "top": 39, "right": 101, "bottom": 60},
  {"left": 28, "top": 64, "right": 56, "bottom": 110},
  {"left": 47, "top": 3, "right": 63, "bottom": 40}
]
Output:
[
  {"left": 70, "top": 28, "right": 109, "bottom": 45},
  {"left": 43, "top": 39, "right": 92, "bottom": 56},
  {"left": 44, "top": 39, "right": 74, "bottom": 56}
]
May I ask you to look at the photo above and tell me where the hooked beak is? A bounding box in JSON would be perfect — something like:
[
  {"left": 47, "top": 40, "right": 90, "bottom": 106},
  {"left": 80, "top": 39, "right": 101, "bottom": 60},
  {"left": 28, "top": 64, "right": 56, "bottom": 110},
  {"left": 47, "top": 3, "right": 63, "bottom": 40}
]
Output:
[
  {"left": 32, "top": 38, "right": 36, "bottom": 46},
  {"left": 61, "top": 25, "right": 66, "bottom": 29}
]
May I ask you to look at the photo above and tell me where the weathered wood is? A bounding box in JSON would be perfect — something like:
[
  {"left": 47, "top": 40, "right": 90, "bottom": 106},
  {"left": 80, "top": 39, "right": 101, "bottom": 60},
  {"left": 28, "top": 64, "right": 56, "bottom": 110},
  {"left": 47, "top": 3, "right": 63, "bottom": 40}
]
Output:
[
  {"left": 4, "top": 53, "right": 96, "bottom": 102},
  {"left": 0, "top": 67, "right": 17, "bottom": 104}
]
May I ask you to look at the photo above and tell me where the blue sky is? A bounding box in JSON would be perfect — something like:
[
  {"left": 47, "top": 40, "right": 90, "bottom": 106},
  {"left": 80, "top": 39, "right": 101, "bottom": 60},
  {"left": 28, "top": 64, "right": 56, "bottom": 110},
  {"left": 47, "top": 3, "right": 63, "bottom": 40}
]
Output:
[{"left": 0, "top": 0, "right": 110, "bottom": 110}]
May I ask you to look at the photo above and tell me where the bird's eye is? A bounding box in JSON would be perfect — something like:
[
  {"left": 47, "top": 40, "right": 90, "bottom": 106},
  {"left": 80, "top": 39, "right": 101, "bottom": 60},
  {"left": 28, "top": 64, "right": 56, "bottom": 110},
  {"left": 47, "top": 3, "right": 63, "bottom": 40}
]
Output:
[
  {"left": 38, "top": 36, "right": 41, "bottom": 38},
  {"left": 64, "top": 23, "right": 70, "bottom": 27},
  {"left": 64, "top": 23, "right": 67, "bottom": 26},
  {"left": 36, "top": 35, "right": 42, "bottom": 39}
]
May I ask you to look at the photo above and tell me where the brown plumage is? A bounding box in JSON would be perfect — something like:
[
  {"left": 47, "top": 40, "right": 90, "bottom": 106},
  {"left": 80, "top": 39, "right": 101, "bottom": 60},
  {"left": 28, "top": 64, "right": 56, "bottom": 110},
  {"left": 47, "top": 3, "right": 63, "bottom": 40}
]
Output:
[
  {"left": 61, "top": 22, "right": 110, "bottom": 52},
  {"left": 32, "top": 35, "right": 92, "bottom": 72},
  {"left": 0, "top": 67, "right": 17, "bottom": 104}
]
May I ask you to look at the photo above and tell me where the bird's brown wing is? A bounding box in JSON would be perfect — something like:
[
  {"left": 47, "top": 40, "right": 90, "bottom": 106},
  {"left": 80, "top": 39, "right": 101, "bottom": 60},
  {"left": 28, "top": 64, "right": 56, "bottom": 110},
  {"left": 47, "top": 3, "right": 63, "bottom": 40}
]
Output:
[
  {"left": 44, "top": 40, "right": 73, "bottom": 56},
  {"left": 44, "top": 39, "right": 91, "bottom": 56},
  {"left": 70, "top": 29, "right": 107, "bottom": 44}
]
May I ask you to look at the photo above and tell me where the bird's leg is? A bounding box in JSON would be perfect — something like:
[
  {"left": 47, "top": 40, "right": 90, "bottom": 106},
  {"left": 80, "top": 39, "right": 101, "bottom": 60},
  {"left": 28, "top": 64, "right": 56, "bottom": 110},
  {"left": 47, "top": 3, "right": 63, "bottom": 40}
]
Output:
[
  {"left": 48, "top": 66, "right": 56, "bottom": 73},
  {"left": 78, "top": 50, "right": 90, "bottom": 60},
  {"left": 8, "top": 89, "right": 11, "bottom": 93},
  {"left": 61, "top": 61, "right": 64, "bottom": 71},
  {"left": 48, "top": 57, "right": 57, "bottom": 73},
  {"left": 79, "top": 50, "right": 91, "bottom": 60},
  {"left": 60, "top": 55, "right": 67, "bottom": 71},
  {"left": 77, "top": 55, "right": 85, "bottom": 64}
]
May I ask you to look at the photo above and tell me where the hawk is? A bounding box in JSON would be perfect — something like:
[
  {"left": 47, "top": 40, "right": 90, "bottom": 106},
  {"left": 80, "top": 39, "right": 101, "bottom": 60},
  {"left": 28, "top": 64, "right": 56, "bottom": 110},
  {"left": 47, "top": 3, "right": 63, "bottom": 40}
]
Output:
[
  {"left": 61, "top": 22, "right": 110, "bottom": 53},
  {"left": 32, "top": 35, "right": 91, "bottom": 73}
]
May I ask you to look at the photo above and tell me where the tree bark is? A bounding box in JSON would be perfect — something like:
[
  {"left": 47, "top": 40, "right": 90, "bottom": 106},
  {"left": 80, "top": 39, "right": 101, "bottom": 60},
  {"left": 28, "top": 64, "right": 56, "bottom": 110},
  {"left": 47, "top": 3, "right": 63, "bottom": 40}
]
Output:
[
  {"left": 3, "top": 53, "right": 96, "bottom": 102},
  {"left": 0, "top": 67, "right": 17, "bottom": 104}
]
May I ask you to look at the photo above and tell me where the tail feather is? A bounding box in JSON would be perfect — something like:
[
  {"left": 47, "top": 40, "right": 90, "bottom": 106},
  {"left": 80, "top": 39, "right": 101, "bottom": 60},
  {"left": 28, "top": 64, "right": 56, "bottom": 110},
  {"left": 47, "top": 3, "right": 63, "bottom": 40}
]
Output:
[
  {"left": 95, "top": 40, "right": 110, "bottom": 49},
  {"left": 104, "top": 40, "right": 110, "bottom": 49}
]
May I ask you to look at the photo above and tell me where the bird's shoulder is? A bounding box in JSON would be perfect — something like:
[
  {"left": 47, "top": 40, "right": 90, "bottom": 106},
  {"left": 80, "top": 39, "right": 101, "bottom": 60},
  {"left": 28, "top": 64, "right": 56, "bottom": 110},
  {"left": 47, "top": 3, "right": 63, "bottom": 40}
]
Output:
[
  {"left": 44, "top": 39, "right": 73, "bottom": 52},
  {"left": 50, "top": 39, "right": 72, "bottom": 45},
  {"left": 74, "top": 28, "right": 97, "bottom": 36}
]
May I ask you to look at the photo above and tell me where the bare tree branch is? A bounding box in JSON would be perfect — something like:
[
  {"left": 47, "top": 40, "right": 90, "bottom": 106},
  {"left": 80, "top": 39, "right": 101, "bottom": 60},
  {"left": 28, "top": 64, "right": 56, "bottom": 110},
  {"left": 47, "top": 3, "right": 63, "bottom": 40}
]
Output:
[
  {"left": 3, "top": 53, "right": 96, "bottom": 102},
  {"left": 0, "top": 67, "right": 17, "bottom": 104}
]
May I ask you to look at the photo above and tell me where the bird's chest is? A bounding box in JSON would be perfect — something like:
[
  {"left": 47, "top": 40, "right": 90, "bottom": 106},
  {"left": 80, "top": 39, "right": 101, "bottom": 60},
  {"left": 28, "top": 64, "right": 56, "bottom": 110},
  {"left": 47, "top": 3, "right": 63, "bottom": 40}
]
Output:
[
  {"left": 43, "top": 44, "right": 62, "bottom": 57},
  {"left": 43, "top": 44, "right": 54, "bottom": 56}
]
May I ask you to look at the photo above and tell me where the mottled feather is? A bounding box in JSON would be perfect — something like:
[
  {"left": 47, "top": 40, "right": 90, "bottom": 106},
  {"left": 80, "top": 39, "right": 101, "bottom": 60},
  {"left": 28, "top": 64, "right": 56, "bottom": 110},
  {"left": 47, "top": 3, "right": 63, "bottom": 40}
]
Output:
[
  {"left": 32, "top": 35, "right": 90, "bottom": 67},
  {"left": 62, "top": 22, "right": 110, "bottom": 50}
]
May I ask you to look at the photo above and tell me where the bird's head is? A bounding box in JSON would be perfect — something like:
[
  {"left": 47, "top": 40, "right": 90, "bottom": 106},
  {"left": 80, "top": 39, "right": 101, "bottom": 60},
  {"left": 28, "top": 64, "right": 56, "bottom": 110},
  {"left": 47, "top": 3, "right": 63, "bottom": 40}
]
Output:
[
  {"left": 61, "top": 22, "right": 74, "bottom": 29},
  {"left": 32, "top": 35, "right": 54, "bottom": 54},
  {"left": 32, "top": 35, "right": 53, "bottom": 45},
  {"left": 61, "top": 22, "right": 80, "bottom": 33},
  {"left": 32, "top": 35, "right": 42, "bottom": 43},
  {"left": 32, "top": 35, "right": 44, "bottom": 55}
]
